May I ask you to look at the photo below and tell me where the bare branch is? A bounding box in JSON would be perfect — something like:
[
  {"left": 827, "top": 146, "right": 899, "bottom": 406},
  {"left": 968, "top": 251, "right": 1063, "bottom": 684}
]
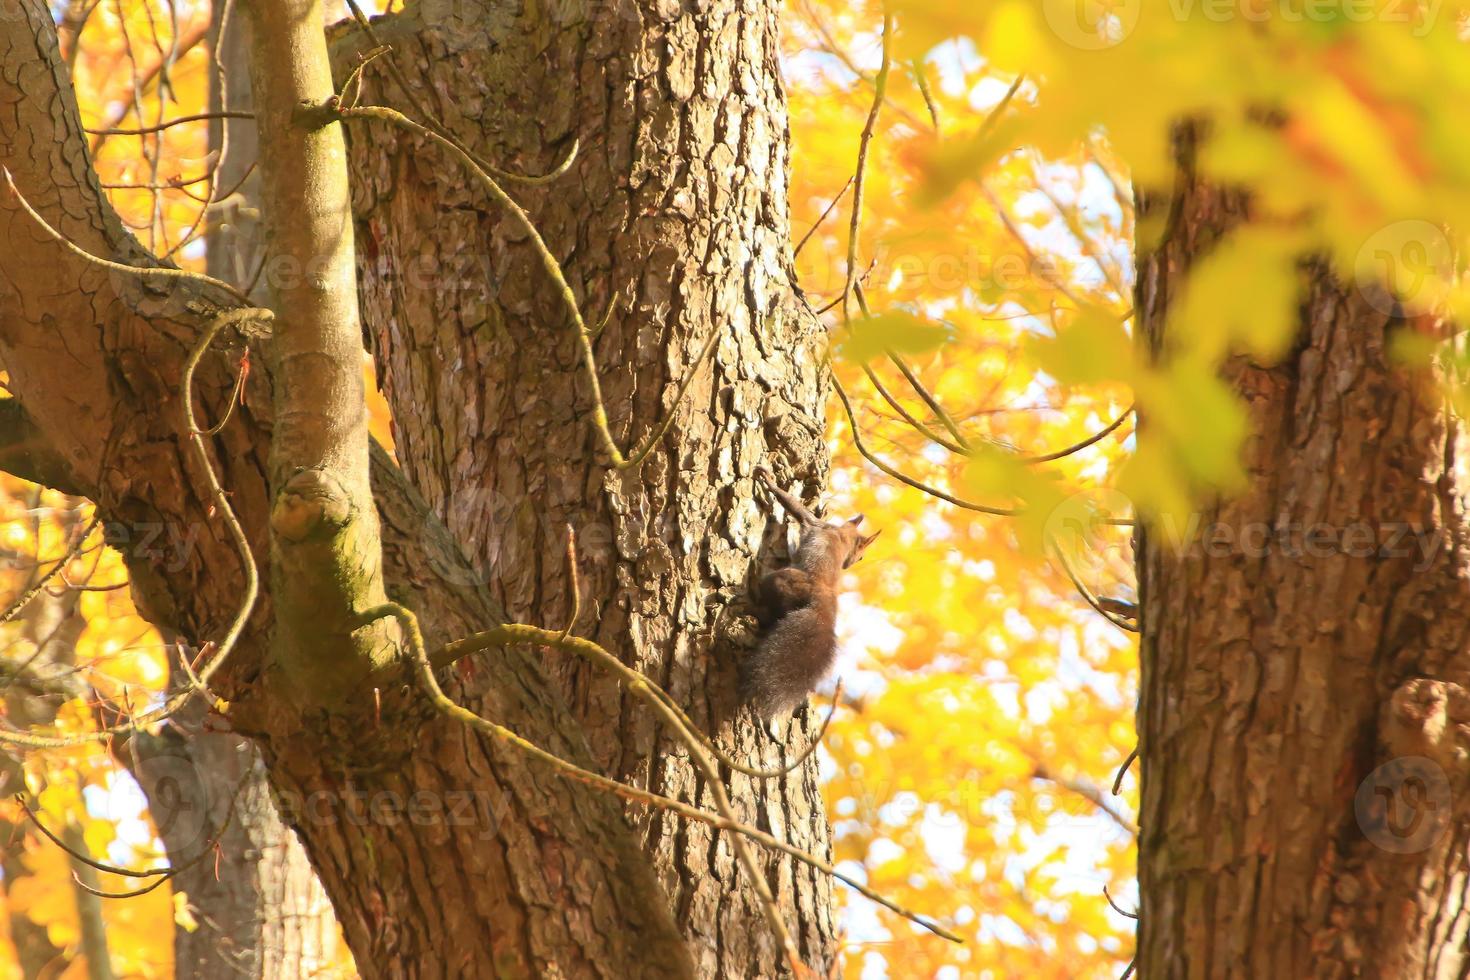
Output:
[
  {"left": 832, "top": 373, "right": 1018, "bottom": 517},
  {"left": 18, "top": 778, "right": 244, "bottom": 899},
  {"left": 0, "top": 514, "right": 100, "bottom": 628},
  {"left": 842, "top": 8, "right": 893, "bottom": 326},
  {"left": 1048, "top": 537, "right": 1138, "bottom": 634},
  {"left": 793, "top": 176, "right": 853, "bottom": 259},
  {"left": 1031, "top": 763, "right": 1138, "bottom": 837},
  {"left": 84, "top": 110, "right": 254, "bottom": 137},
  {"left": 1018, "top": 404, "right": 1134, "bottom": 464},
  {"left": 1113, "top": 746, "right": 1139, "bottom": 796}
]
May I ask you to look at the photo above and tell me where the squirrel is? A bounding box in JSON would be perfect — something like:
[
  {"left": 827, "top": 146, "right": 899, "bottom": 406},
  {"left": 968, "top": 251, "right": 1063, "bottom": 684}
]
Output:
[{"left": 741, "top": 468, "right": 880, "bottom": 719}]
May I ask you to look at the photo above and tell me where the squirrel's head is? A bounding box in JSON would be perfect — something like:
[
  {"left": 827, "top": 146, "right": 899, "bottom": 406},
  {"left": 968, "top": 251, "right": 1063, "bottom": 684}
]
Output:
[{"left": 838, "top": 515, "right": 881, "bottom": 568}]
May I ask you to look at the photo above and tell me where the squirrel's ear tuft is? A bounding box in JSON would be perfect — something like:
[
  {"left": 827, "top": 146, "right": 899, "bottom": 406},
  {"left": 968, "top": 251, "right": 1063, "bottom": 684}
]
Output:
[
  {"left": 844, "top": 529, "right": 881, "bottom": 567},
  {"left": 847, "top": 514, "right": 864, "bottom": 526}
]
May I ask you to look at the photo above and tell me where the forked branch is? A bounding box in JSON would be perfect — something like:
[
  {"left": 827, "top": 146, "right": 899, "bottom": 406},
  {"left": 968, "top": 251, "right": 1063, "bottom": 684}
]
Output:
[{"left": 0, "top": 181, "right": 266, "bottom": 746}]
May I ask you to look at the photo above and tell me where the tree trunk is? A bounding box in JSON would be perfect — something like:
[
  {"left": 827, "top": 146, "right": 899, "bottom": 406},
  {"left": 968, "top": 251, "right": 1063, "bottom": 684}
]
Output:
[
  {"left": 0, "top": 1, "right": 836, "bottom": 975},
  {"left": 1, "top": 532, "right": 85, "bottom": 978},
  {"left": 335, "top": 2, "right": 835, "bottom": 974},
  {"left": 126, "top": 707, "right": 341, "bottom": 979},
  {"left": 1136, "top": 129, "right": 1470, "bottom": 975}
]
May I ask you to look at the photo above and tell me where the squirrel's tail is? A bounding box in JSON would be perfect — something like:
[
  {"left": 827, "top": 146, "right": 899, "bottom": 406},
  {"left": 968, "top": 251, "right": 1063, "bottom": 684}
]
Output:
[{"left": 740, "top": 608, "right": 836, "bottom": 719}]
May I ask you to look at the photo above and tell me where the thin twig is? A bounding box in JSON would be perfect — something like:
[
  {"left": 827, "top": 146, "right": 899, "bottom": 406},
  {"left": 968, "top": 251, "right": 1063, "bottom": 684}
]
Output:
[
  {"left": 792, "top": 0, "right": 927, "bottom": 131},
  {"left": 1048, "top": 537, "right": 1138, "bottom": 633},
  {"left": 1018, "top": 404, "right": 1134, "bottom": 464},
  {"left": 439, "top": 612, "right": 839, "bottom": 781},
  {"left": 19, "top": 776, "right": 245, "bottom": 899},
  {"left": 1103, "top": 885, "right": 1138, "bottom": 919},
  {"left": 842, "top": 8, "right": 893, "bottom": 326},
  {"left": 84, "top": 110, "right": 253, "bottom": 137},
  {"left": 981, "top": 183, "right": 1093, "bottom": 311},
  {"left": 1032, "top": 172, "right": 1130, "bottom": 303},
  {"left": 1032, "top": 764, "right": 1138, "bottom": 836},
  {"left": 860, "top": 362, "right": 967, "bottom": 455},
  {"left": 793, "top": 176, "right": 853, "bottom": 259},
  {"left": 196, "top": 350, "right": 249, "bottom": 437},
  {"left": 19, "top": 793, "right": 166, "bottom": 878},
  {"left": 0, "top": 514, "right": 100, "bottom": 627},
  {"left": 887, "top": 349, "right": 971, "bottom": 451},
  {"left": 87, "top": 16, "right": 210, "bottom": 157},
  {"left": 159, "top": 0, "right": 238, "bottom": 265},
  {"left": 2, "top": 169, "right": 249, "bottom": 305},
  {"left": 558, "top": 524, "right": 580, "bottom": 641},
  {"left": 910, "top": 58, "right": 941, "bottom": 133},
  {"left": 1113, "top": 745, "right": 1139, "bottom": 797},
  {"left": 831, "top": 373, "right": 1017, "bottom": 516}
]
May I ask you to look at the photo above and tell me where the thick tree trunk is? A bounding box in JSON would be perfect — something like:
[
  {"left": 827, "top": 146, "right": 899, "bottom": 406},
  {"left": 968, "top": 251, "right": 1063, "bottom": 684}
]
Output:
[
  {"left": 336, "top": 2, "right": 835, "bottom": 973},
  {"left": 1136, "top": 131, "right": 1470, "bottom": 975},
  {"left": 0, "top": 1, "right": 836, "bottom": 976},
  {"left": 274, "top": 0, "right": 842, "bottom": 964}
]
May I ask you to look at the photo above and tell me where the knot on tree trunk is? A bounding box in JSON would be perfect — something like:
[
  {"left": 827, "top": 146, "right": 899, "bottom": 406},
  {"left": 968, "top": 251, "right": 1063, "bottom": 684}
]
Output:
[
  {"left": 1382, "top": 677, "right": 1470, "bottom": 774},
  {"left": 271, "top": 467, "right": 353, "bottom": 542}
]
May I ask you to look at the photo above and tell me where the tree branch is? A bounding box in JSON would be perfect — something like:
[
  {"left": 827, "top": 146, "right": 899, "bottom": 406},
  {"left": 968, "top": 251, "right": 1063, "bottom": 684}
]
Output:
[{"left": 0, "top": 400, "right": 85, "bottom": 494}]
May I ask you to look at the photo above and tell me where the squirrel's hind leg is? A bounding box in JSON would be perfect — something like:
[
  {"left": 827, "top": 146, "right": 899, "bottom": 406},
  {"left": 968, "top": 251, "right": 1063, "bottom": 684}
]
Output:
[{"left": 753, "top": 566, "right": 814, "bottom": 626}]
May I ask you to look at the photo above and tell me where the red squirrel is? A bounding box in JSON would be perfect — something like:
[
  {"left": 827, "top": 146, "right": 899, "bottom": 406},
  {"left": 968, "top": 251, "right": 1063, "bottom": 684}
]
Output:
[{"left": 741, "top": 468, "right": 879, "bottom": 719}]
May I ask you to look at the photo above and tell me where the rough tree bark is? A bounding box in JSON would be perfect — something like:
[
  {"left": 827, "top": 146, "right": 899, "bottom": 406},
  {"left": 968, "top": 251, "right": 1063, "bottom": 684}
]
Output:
[
  {"left": 335, "top": 2, "right": 836, "bottom": 974},
  {"left": 0, "top": 0, "right": 837, "bottom": 975},
  {"left": 1136, "top": 130, "right": 1470, "bottom": 974}
]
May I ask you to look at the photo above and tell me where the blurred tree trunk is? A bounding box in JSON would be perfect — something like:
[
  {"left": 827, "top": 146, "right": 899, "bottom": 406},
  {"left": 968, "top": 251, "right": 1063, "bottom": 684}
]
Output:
[
  {"left": 0, "top": 525, "right": 83, "bottom": 978},
  {"left": 1135, "top": 129, "right": 1470, "bottom": 975}
]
